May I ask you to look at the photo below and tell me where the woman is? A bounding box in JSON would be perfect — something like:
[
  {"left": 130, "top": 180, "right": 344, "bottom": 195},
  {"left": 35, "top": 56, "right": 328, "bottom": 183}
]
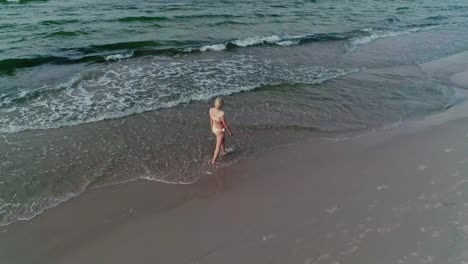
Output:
[{"left": 209, "top": 97, "right": 233, "bottom": 165}]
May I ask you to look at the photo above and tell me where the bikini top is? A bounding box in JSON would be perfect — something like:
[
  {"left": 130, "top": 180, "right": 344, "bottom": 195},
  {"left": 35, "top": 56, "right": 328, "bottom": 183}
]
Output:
[{"left": 210, "top": 109, "right": 224, "bottom": 122}]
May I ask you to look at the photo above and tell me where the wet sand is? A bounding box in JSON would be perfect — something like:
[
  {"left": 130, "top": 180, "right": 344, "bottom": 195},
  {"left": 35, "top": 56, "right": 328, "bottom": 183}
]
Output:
[
  {"left": 421, "top": 50, "right": 468, "bottom": 88},
  {"left": 2, "top": 52, "right": 468, "bottom": 263}
]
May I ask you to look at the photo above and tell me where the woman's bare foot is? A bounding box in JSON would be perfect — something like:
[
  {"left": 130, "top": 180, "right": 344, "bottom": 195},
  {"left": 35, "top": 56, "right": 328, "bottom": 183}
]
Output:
[
  {"left": 210, "top": 160, "right": 221, "bottom": 165},
  {"left": 221, "top": 147, "right": 234, "bottom": 156}
]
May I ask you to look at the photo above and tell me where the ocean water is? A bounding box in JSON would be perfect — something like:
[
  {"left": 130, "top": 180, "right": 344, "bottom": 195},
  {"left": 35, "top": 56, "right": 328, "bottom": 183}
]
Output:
[{"left": 1, "top": 0, "right": 468, "bottom": 226}]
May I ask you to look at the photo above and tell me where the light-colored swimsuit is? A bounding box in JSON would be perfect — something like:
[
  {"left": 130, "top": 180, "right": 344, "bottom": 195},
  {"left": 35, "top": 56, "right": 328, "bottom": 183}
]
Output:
[{"left": 210, "top": 109, "right": 225, "bottom": 135}]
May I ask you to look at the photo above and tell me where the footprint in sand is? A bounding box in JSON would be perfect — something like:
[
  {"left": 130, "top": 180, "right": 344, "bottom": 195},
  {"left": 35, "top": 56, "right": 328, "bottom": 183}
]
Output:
[
  {"left": 456, "top": 179, "right": 468, "bottom": 186},
  {"left": 418, "top": 193, "right": 426, "bottom": 200},
  {"left": 418, "top": 165, "right": 427, "bottom": 171},
  {"left": 376, "top": 185, "right": 388, "bottom": 191},
  {"left": 312, "top": 254, "right": 329, "bottom": 263},
  {"left": 421, "top": 256, "right": 434, "bottom": 263},
  {"left": 326, "top": 204, "right": 339, "bottom": 214},
  {"left": 377, "top": 223, "right": 400, "bottom": 233},
  {"left": 395, "top": 204, "right": 411, "bottom": 215},
  {"left": 368, "top": 200, "right": 378, "bottom": 209},
  {"left": 460, "top": 225, "right": 468, "bottom": 235}
]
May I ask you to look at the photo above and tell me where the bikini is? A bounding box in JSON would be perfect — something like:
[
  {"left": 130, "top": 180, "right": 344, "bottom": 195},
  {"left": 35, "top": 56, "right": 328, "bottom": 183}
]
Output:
[{"left": 210, "top": 109, "right": 225, "bottom": 135}]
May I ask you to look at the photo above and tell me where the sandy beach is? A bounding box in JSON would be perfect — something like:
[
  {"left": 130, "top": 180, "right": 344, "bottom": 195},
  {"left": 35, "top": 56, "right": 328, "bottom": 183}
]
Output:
[{"left": 2, "top": 51, "right": 468, "bottom": 263}]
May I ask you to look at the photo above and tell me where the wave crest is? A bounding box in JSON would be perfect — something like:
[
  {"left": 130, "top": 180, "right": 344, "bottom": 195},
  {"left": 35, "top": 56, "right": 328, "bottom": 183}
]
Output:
[
  {"left": 0, "top": 24, "right": 446, "bottom": 74},
  {"left": 117, "top": 16, "right": 169, "bottom": 22},
  {"left": 348, "top": 25, "right": 441, "bottom": 51}
]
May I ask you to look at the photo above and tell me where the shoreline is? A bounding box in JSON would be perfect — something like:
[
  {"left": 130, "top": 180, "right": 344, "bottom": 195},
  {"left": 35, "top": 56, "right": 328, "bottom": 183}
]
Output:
[
  {"left": 2, "top": 93, "right": 468, "bottom": 263},
  {"left": 2, "top": 101, "right": 468, "bottom": 263},
  {"left": 2, "top": 49, "right": 468, "bottom": 263}
]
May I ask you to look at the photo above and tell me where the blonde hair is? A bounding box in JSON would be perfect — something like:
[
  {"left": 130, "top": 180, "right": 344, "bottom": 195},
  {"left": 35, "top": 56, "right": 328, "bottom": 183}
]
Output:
[{"left": 215, "top": 97, "right": 224, "bottom": 106}]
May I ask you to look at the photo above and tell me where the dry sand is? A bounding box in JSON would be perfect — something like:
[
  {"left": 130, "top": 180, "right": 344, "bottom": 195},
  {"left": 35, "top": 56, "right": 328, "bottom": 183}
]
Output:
[{"left": 2, "top": 52, "right": 468, "bottom": 264}]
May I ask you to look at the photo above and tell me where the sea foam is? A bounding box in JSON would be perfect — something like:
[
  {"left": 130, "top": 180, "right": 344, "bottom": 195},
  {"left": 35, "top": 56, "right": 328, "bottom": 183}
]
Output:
[
  {"left": 348, "top": 25, "right": 442, "bottom": 51},
  {"left": 0, "top": 55, "right": 358, "bottom": 134},
  {"left": 105, "top": 51, "right": 134, "bottom": 61}
]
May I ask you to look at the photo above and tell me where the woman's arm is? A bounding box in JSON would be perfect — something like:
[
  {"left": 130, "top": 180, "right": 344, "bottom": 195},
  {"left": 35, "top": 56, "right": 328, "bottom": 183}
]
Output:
[
  {"left": 209, "top": 110, "right": 213, "bottom": 128},
  {"left": 221, "top": 115, "right": 233, "bottom": 136}
]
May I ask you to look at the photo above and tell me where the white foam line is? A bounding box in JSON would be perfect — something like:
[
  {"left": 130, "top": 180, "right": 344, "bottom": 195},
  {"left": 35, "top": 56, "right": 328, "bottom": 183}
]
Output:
[
  {"left": 195, "top": 34, "right": 304, "bottom": 52},
  {"left": 0, "top": 170, "right": 201, "bottom": 226},
  {"left": 0, "top": 180, "right": 91, "bottom": 227},
  {"left": 348, "top": 25, "right": 443, "bottom": 52},
  {"left": 140, "top": 175, "right": 200, "bottom": 185}
]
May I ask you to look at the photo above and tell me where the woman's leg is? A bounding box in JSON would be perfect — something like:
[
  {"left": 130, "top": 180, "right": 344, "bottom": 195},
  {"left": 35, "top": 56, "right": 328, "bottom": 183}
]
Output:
[
  {"left": 220, "top": 135, "right": 226, "bottom": 155},
  {"left": 211, "top": 133, "right": 224, "bottom": 164}
]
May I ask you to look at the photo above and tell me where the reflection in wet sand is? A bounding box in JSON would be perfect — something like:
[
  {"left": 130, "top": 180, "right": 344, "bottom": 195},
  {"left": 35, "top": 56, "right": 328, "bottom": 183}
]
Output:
[{"left": 214, "top": 168, "right": 227, "bottom": 193}]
